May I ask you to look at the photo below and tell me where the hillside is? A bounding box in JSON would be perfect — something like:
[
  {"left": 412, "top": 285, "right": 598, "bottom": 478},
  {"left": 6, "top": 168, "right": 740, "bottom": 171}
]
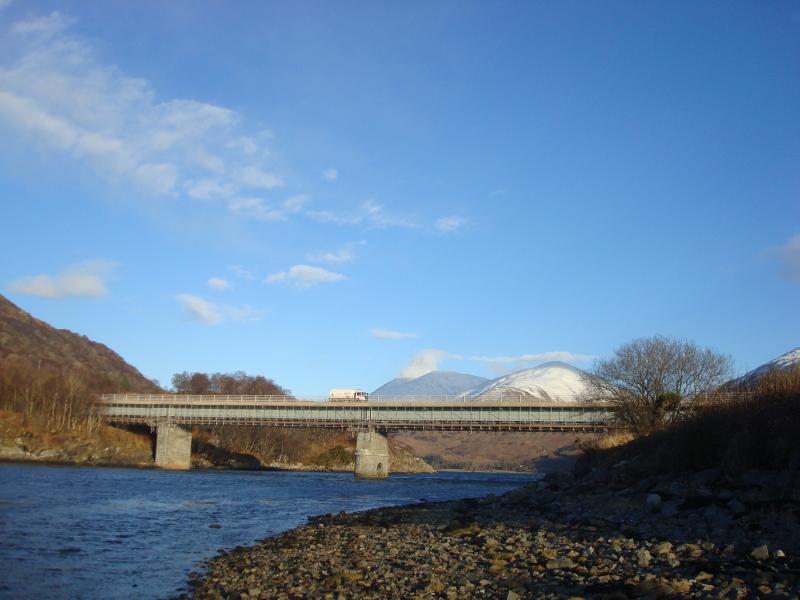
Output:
[
  {"left": 727, "top": 346, "right": 800, "bottom": 389},
  {"left": 372, "top": 371, "right": 489, "bottom": 396},
  {"left": 0, "top": 294, "right": 159, "bottom": 392},
  {"left": 0, "top": 295, "right": 432, "bottom": 473}
]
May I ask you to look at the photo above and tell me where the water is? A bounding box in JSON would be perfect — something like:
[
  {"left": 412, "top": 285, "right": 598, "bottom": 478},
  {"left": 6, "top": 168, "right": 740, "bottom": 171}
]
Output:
[{"left": 0, "top": 464, "right": 534, "bottom": 599}]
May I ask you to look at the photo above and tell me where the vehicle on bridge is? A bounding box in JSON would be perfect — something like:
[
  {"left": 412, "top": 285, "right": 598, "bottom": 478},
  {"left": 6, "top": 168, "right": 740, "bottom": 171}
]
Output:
[{"left": 328, "top": 388, "right": 369, "bottom": 402}]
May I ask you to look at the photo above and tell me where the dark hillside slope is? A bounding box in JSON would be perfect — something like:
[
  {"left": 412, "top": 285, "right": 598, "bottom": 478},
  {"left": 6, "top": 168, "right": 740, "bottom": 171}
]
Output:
[{"left": 0, "top": 294, "right": 159, "bottom": 391}]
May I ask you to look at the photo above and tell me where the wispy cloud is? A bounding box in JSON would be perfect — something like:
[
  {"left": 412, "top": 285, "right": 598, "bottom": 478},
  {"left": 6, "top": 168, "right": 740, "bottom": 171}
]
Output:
[
  {"left": 177, "top": 293, "right": 263, "bottom": 324},
  {"left": 0, "top": 10, "right": 468, "bottom": 236},
  {"left": 264, "top": 265, "right": 347, "bottom": 289},
  {"left": 306, "top": 199, "right": 418, "bottom": 229},
  {"left": 0, "top": 11, "right": 284, "bottom": 212},
  {"left": 777, "top": 233, "right": 800, "bottom": 282},
  {"left": 207, "top": 277, "right": 231, "bottom": 291},
  {"left": 0, "top": 0, "right": 15, "bottom": 12},
  {"left": 7, "top": 260, "right": 117, "bottom": 299},
  {"left": 370, "top": 328, "right": 418, "bottom": 340},
  {"left": 435, "top": 215, "right": 467, "bottom": 233},
  {"left": 308, "top": 241, "right": 366, "bottom": 264},
  {"left": 228, "top": 265, "right": 257, "bottom": 281},
  {"left": 450, "top": 351, "right": 597, "bottom": 363},
  {"left": 398, "top": 349, "right": 596, "bottom": 378},
  {"left": 399, "top": 349, "right": 448, "bottom": 378}
]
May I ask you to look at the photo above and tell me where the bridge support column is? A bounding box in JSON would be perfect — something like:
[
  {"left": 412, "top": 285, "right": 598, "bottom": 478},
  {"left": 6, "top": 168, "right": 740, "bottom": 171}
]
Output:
[
  {"left": 155, "top": 424, "right": 192, "bottom": 470},
  {"left": 354, "top": 430, "right": 390, "bottom": 479}
]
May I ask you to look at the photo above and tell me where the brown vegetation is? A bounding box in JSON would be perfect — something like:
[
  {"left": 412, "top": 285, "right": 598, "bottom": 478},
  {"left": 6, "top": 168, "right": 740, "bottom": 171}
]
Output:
[
  {"left": 581, "top": 335, "right": 733, "bottom": 434},
  {"left": 0, "top": 295, "right": 160, "bottom": 432},
  {"left": 579, "top": 366, "right": 800, "bottom": 477}
]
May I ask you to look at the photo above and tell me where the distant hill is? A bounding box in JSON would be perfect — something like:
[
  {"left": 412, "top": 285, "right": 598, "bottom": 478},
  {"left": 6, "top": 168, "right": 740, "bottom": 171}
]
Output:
[
  {"left": 727, "top": 347, "right": 800, "bottom": 389},
  {"left": 372, "top": 371, "right": 489, "bottom": 396},
  {"left": 466, "top": 361, "right": 589, "bottom": 401},
  {"left": 0, "top": 294, "right": 159, "bottom": 392}
]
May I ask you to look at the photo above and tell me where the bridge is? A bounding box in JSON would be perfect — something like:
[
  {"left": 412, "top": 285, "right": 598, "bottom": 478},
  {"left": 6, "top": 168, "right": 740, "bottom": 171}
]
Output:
[{"left": 95, "top": 394, "right": 615, "bottom": 478}]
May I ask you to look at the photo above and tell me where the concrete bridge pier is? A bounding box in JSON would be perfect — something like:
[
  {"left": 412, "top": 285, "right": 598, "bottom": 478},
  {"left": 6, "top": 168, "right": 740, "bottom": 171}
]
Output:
[
  {"left": 354, "top": 430, "right": 390, "bottom": 479},
  {"left": 154, "top": 423, "right": 192, "bottom": 469}
]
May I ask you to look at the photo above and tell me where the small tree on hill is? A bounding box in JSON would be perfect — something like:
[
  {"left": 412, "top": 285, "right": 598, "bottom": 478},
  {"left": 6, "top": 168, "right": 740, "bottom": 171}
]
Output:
[{"left": 582, "top": 335, "right": 732, "bottom": 434}]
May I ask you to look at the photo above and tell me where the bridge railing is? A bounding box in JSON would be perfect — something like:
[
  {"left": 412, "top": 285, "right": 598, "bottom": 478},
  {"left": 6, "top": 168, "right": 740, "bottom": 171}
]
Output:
[{"left": 97, "top": 393, "right": 595, "bottom": 404}]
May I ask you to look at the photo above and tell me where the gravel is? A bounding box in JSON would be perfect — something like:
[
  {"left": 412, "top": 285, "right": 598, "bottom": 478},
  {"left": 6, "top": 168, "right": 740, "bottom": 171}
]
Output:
[{"left": 183, "top": 468, "right": 800, "bottom": 599}]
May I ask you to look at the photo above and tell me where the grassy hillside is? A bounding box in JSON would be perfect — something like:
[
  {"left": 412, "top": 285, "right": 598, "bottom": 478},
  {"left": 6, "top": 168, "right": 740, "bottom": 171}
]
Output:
[
  {"left": 577, "top": 365, "right": 800, "bottom": 478},
  {"left": 0, "top": 295, "right": 159, "bottom": 390}
]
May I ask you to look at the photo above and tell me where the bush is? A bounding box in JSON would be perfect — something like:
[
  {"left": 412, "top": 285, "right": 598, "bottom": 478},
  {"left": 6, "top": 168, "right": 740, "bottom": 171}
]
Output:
[{"left": 579, "top": 366, "right": 800, "bottom": 476}]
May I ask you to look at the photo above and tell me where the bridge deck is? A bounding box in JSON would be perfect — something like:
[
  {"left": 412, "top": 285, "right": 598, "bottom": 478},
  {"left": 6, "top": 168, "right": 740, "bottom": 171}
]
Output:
[{"left": 96, "top": 394, "right": 614, "bottom": 432}]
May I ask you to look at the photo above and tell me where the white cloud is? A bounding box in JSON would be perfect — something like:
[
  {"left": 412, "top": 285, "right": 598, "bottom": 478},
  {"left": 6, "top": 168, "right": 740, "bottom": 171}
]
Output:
[
  {"left": 397, "top": 348, "right": 596, "bottom": 379},
  {"left": 308, "top": 241, "right": 365, "bottom": 264},
  {"left": 177, "top": 293, "right": 264, "bottom": 325},
  {"left": 450, "top": 351, "right": 597, "bottom": 364},
  {"left": 399, "top": 349, "right": 447, "bottom": 378},
  {"left": 282, "top": 194, "right": 308, "bottom": 214},
  {"left": 0, "top": 0, "right": 15, "bottom": 12},
  {"left": 778, "top": 233, "right": 800, "bottom": 282},
  {"left": 7, "top": 260, "right": 117, "bottom": 298},
  {"left": 0, "top": 13, "right": 282, "bottom": 211},
  {"left": 207, "top": 277, "right": 231, "bottom": 291},
  {"left": 238, "top": 166, "right": 283, "bottom": 189},
  {"left": 185, "top": 179, "right": 236, "bottom": 200},
  {"left": 11, "top": 12, "right": 74, "bottom": 37},
  {"left": 177, "top": 294, "right": 222, "bottom": 324},
  {"left": 228, "top": 265, "right": 257, "bottom": 281},
  {"left": 435, "top": 215, "right": 467, "bottom": 233},
  {"left": 228, "top": 196, "right": 285, "bottom": 222},
  {"left": 306, "top": 199, "right": 417, "bottom": 229},
  {"left": 370, "top": 328, "right": 418, "bottom": 340},
  {"left": 322, "top": 167, "right": 338, "bottom": 181},
  {"left": 265, "top": 264, "right": 347, "bottom": 288}
]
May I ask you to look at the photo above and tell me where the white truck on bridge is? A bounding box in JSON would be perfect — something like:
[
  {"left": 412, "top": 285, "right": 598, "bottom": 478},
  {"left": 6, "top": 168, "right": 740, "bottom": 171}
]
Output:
[{"left": 328, "top": 388, "right": 369, "bottom": 402}]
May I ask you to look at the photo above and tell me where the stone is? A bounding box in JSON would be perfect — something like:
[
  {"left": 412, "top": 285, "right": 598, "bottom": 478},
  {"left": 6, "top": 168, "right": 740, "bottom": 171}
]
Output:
[
  {"left": 636, "top": 549, "right": 652, "bottom": 567},
  {"left": 750, "top": 545, "right": 769, "bottom": 560},
  {"left": 727, "top": 498, "right": 746, "bottom": 515},
  {"left": 774, "top": 549, "right": 785, "bottom": 559},
  {"left": 546, "top": 557, "right": 575, "bottom": 570},
  {"left": 653, "top": 542, "right": 672, "bottom": 556},
  {"left": 506, "top": 592, "right": 520, "bottom": 600},
  {"left": 646, "top": 494, "right": 662, "bottom": 513}
]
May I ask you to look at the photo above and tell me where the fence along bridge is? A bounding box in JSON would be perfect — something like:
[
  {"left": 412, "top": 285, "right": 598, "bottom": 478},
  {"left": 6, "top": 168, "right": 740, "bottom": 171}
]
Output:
[{"left": 96, "top": 394, "right": 614, "bottom": 478}]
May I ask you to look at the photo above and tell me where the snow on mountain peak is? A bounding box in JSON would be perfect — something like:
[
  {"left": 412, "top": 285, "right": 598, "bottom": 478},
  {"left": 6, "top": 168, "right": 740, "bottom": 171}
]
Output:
[
  {"left": 466, "top": 361, "right": 590, "bottom": 401},
  {"left": 730, "top": 347, "right": 800, "bottom": 387}
]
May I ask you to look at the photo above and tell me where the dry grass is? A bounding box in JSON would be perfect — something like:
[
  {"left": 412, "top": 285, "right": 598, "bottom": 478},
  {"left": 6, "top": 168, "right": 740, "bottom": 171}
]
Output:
[{"left": 579, "top": 366, "right": 800, "bottom": 476}]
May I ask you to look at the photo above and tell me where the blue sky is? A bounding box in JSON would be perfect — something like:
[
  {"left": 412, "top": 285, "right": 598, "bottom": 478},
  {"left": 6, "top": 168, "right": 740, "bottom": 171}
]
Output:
[{"left": 1, "top": 1, "right": 798, "bottom": 395}]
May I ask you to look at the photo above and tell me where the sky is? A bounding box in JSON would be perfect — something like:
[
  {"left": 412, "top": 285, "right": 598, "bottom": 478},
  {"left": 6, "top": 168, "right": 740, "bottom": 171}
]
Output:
[{"left": 1, "top": 1, "right": 798, "bottom": 396}]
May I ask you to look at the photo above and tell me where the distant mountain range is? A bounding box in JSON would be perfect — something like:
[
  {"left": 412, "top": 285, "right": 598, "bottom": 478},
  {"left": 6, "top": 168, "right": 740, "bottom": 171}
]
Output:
[
  {"left": 372, "top": 371, "right": 489, "bottom": 396},
  {"left": 727, "top": 347, "right": 800, "bottom": 389},
  {"left": 372, "top": 361, "right": 590, "bottom": 401}
]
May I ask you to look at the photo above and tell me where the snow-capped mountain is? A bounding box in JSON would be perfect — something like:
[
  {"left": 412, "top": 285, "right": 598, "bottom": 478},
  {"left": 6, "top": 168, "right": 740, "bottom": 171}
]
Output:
[
  {"left": 727, "top": 347, "right": 800, "bottom": 388},
  {"left": 465, "top": 361, "right": 590, "bottom": 401},
  {"left": 372, "top": 371, "right": 489, "bottom": 396}
]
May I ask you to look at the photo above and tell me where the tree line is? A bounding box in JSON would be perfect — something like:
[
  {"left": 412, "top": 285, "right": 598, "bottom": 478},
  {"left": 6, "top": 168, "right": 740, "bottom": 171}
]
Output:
[
  {"left": 0, "top": 363, "right": 151, "bottom": 432},
  {"left": 171, "top": 371, "right": 290, "bottom": 396}
]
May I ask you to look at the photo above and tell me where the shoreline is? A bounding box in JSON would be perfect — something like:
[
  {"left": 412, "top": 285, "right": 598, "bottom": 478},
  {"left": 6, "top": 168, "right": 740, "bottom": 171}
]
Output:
[{"left": 184, "top": 468, "right": 800, "bottom": 599}]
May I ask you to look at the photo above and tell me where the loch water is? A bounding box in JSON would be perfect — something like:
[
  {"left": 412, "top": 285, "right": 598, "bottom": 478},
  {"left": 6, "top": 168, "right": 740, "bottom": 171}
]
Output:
[{"left": 0, "top": 464, "right": 534, "bottom": 599}]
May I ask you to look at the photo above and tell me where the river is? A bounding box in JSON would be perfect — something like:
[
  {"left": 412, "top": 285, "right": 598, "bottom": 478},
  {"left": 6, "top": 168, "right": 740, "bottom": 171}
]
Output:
[{"left": 0, "top": 464, "right": 534, "bottom": 599}]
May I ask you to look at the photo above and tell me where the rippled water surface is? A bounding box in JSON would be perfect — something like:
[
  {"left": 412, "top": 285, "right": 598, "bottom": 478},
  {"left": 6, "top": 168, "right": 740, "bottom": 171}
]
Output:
[{"left": 0, "top": 464, "right": 533, "bottom": 599}]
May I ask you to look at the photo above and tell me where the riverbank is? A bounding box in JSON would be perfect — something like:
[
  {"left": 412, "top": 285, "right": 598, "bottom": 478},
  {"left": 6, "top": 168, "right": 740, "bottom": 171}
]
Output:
[
  {"left": 0, "top": 410, "right": 435, "bottom": 474},
  {"left": 186, "top": 467, "right": 799, "bottom": 599}
]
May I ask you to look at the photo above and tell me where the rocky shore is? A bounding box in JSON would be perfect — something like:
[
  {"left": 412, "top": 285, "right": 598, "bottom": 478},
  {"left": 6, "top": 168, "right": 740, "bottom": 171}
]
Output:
[{"left": 186, "top": 468, "right": 800, "bottom": 599}]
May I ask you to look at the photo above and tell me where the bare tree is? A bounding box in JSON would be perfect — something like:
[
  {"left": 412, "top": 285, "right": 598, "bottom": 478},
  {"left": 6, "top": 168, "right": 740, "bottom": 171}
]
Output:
[{"left": 582, "top": 336, "right": 732, "bottom": 433}]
